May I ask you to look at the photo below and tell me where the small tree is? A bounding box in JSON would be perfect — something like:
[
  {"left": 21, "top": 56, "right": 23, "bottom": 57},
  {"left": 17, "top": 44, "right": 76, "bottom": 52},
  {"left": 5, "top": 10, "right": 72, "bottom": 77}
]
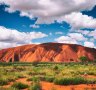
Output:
[
  {"left": 79, "top": 56, "right": 88, "bottom": 62},
  {"left": 53, "top": 65, "right": 59, "bottom": 71}
]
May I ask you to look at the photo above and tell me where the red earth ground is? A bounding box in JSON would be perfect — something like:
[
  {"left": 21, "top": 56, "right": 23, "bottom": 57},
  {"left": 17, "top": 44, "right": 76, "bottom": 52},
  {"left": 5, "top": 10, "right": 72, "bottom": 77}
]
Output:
[{"left": 2, "top": 75, "right": 96, "bottom": 90}]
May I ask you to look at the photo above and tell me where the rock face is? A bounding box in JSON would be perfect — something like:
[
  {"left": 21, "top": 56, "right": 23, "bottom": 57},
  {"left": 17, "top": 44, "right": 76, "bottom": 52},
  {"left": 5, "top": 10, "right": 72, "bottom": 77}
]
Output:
[{"left": 0, "top": 43, "right": 96, "bottom": 62}]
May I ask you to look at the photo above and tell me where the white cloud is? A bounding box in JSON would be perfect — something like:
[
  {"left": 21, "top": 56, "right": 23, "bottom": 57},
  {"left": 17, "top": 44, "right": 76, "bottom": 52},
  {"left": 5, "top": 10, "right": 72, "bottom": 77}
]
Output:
[
  {"left": 63, "top": 12, "right": 96, "bottom": 29},
  {"left": 55, "top": 32, "right": 89, "bottom": 46},
  {"left": 0, "top": 26, "right": 47, "bottom": 48},
  {"left": 55, "top": 34, "right": 95, "bottom": 48},
  {"left": 55, "top": 36, "right": 78, "bottom": 44},
  {"left": 0, "top": 0, "right": 96, "bottom": 49},
  {"left": 0, "top": 0, "right": 96, "bottom": 24},
  {"left": 36, "top": 12, "right": 96, "bottom": 30},
  {"left": 55, "top": 32, "right": 63, "bottom": 35},
  {"left": 75, "top": 30, "right": 90, "bottom": 35},
  {"left": 88, "top": 29, "right": 96, "bottom": 39},
  {"left": 84, "top": 41, "right": 95, "bottom": 48},
  {"left": 55, "top": 33, "right": 87, "bottom": 43},
  {"left": 68, "top": 33, "right": 87, "bottom": 41},
  {"left": 30, "top": 24, "right": 40, "bottom": 28}
]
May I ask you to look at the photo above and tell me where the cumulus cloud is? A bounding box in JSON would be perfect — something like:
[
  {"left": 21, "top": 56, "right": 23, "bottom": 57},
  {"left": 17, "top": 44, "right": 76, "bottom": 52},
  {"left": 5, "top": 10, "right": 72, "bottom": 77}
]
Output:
[
  {"left": 55, "top": 32, "right": 89, "bottom": 46},
  {"left": 0, "top": 0, "right": 96, "bottom": 48},
  {"left": 1, "top": 0, "right": 95, "bottom": 16},
  {"left": 84, "top": 41, "right": 95, "bottom": 48},
  {"left": 55, "top": 36, "right": 78, "bottom": 44},
  {"left": 63, "top": 12, "right": 96, "bottom": 29},
  {"left": 0, "top": 0, "right": 96, "bottom": 24},
  {"left": 0, "top": 26, "right": 47, "bottom": 48},
  {"left": 75, "top": 30, "right": 90, "bottom": 35},
  {"left": 88, "top": 29, "right": 96, "bottom": 39},
  {"left": 55, "top": 32, "right": 96, "bottom": 48},
  {"left": 35, "top": 12, "right": 96, "bottom": 30},
  {"left": 68, "top": 33, "right": 87, "bottom": 41}
]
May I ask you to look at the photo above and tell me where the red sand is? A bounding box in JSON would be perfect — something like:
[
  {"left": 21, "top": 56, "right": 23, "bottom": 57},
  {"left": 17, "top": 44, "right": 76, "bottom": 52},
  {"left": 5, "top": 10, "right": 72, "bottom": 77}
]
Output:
[{"left": 41, "top": 81, "right": 96, "bottom": 90}]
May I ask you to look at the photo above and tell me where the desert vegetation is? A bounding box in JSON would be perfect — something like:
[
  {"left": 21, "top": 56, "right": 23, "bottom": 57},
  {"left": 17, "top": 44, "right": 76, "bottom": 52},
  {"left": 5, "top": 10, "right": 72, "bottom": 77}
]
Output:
[{"left": 0, "top": 62, "right": 96, "bottom": 90}]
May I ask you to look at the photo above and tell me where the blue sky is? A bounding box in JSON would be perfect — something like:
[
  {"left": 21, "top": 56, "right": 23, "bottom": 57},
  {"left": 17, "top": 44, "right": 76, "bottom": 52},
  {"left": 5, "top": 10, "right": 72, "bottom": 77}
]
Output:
[{"left": 0, "top": 0, "right": 96, "bottom": 49}]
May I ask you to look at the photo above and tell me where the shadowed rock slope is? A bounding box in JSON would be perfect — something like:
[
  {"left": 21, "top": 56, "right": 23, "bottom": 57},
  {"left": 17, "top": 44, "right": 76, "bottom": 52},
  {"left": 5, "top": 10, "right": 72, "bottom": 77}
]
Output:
[{"left": 0, "top": 43, "right": 96, "bottom": 62}]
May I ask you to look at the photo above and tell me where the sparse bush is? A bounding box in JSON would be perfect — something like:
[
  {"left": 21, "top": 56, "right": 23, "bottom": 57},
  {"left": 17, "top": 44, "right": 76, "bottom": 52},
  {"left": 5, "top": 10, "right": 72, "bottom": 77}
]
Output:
[
  {"left": 79, "top": 56, "right": 88, "bottom": 62},
  {"left": 54, "top": 77, "right": 86, "bottom": 85},
  {"left": 8, "top": 78, "right": 16, "bottom": 82},
  {"left": 27, "top": 76, "right": 39, "bottom": 82},
  {"left": 0, "top": 62, "right": 96, "bottom": 89},
  {"left": 39, "top": 76, "right": 54, "bottom": 82},
  {"left": 29, "top": 82, "right": 41, "bottom": 90},
  {"left": 44, "top": 76, "right": 54, "bottom": 82},
  {"left": 0, "top": 79, "right": 8, "bottom": 86},
  {"left": 17, "top": 75, "right": 26, "bottom": 78},
  {"left": 53, "top": 65, "right": 59, "bottom": 71},
  {"left": 11, "top": 82, "right": 28, "bottom": 89}
]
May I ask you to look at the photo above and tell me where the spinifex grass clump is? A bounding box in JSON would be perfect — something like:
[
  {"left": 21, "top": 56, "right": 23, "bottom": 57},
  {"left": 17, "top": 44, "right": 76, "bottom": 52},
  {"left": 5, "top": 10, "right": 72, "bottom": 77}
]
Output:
[
  {"left": 0, "top": 79, "right": 8, "bottom": 86},
  {"left": 53, "top": 65, "right": 59, "bottom": 71},
  {"left": 54, "top": 77, "right": 86, "bottom": 85},
  {"left": 29, "top": 82, "right": 42, "bottom": 90},
  {"left": 11, "top": 82, "right": 28, "bottom": 89},
  {"left": 28, "top": 76, "right": 42, "bottom": 90},
  {"left": 54, "top": 77, "right": 96, "bottom": 85},
  {"left": 28, "top": 75, "right": 55, "bottom": 82},
  {"left": 27, "top": 76, "right": 39, "bottom": 82},
  {"left": 40, "top": 76, "right": 55, "bottom": 82}
]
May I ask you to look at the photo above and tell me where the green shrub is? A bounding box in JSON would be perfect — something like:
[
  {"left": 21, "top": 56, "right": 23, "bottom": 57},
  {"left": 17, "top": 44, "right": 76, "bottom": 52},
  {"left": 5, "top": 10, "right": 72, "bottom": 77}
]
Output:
[
  {"left": 28, "top": 72, "right": 33, "bottom": 76},
  {"left": 11, "top": 82, "right": 28, "bottom": 89},
  {"left": 0, "top": 79, "right": 8, "bottom": 86},
  {"left": 79, "top": 56, "right": 88, "bottom": 62},
  {"left": 53, "top": 65, "right": 59, "bottom": 71},
  {"left": 44, "top": 76, "right": 54, "bottom": 82},
  {"left": 17, "top": 75, "right": 25, "bottom": 78},
  {"left": 27, "top": 77, "right": 39, "bottom": 82},
  {"left": 29, "top": 82, "right": 41, "bottom": 90},
  {"left": 54, "top": 77, "right": 86, "bottom": 85},
  {"left": 8, "top": 78, "right": 15, "bottom": 82},
  {"left": 40, "top": 76, "right": 54, "bottom": 82}
]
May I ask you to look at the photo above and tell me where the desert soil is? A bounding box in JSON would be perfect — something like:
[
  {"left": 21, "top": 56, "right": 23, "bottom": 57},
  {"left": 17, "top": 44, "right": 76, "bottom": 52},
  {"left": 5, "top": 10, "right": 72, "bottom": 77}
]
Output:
[{"left": 2, "top": 75, "right": 96, "bottom": 90}]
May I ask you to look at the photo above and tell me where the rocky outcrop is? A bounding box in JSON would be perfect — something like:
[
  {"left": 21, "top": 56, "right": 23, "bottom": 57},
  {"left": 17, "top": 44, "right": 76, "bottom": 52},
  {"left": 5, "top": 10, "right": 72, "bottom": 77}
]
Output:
[{"left": 0, "top": 43, "right": 96, "bottom": 62}]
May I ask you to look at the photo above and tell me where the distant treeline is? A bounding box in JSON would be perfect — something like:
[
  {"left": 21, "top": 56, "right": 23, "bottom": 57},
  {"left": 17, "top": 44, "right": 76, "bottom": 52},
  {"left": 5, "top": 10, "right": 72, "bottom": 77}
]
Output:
[{"left": 0, "top": 61, "right": 95, "bottom": 66}]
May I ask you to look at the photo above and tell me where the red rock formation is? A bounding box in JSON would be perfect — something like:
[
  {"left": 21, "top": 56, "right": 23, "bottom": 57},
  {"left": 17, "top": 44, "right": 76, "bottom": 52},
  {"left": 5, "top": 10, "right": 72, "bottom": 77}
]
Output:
[{"left": 0, "top": 43, "right": 96, "bottom": 62}]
